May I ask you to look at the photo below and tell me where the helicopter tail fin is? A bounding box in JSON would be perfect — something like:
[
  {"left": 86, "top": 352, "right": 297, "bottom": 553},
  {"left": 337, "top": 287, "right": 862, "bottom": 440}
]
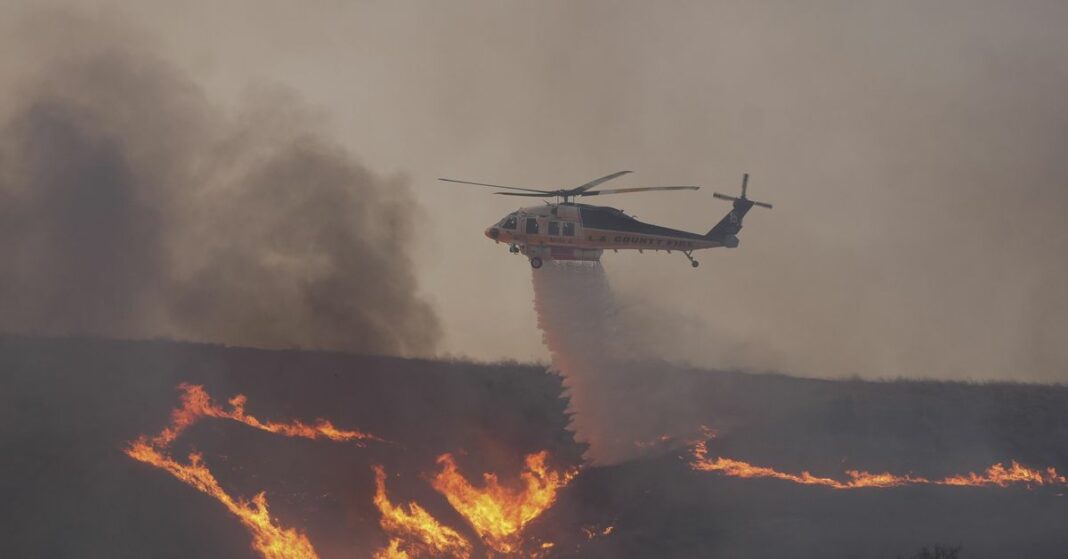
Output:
[
  {"left": 706, "top": 197, "right": 755, "bottom": 240},
  {"left": 706, "top": 173, "right": 771, "bottom": 245}
]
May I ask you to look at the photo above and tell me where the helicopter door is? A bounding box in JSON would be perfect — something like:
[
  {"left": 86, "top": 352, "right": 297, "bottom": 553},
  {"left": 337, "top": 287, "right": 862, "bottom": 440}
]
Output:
[{"left": 525, "top": 217, "right": 540, "bottom": 235}]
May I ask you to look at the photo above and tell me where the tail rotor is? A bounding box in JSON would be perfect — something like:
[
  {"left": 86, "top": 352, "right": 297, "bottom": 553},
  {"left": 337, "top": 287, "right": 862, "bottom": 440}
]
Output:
[
  {"left": 713, "top": 173, "right": 773, "bottom": 209},
  {"left": 706, "top": 173, "right": 773, "bottom": 241}
]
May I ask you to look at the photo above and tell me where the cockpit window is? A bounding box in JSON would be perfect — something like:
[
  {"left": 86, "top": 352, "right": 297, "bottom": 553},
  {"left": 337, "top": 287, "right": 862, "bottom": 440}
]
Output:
[
  {"left": 526, "top": 217, "right": 539, "bottom": 234},
  {"left": 501, "top": 215, "right": 517, "bottom": 230}
]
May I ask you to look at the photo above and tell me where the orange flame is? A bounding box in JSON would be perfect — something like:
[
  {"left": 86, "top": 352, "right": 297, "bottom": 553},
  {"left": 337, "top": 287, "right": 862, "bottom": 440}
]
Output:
[
  {"left": 125, "top": 384, "right": 382, "bottom": 559},
  {"left": 374, "top": 538, "right": 411, "bottom": 559},
  {"left": 941, "top": 462, "right": 1068, "bottom": 487},
  {"left": 430, "top": 451, "right": 575, "bottom": 554},
  {"left": 372, "top": 465, "right": 472, "bottom": 559},
  {"left": 125, "top": 440, "right": 318, "bottom": 559},
  {"left": 154, "top": 383, "right": 379, "bottom": 447},
  {"left": 130, "top": 384, "right": 582, "bottom": 558},
  {"left": 690, "top": 441, "right": 1068, "bottom": 490}
]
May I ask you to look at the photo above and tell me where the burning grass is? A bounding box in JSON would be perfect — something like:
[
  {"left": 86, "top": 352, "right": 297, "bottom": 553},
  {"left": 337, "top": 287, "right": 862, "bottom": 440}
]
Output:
[
  {"left": 153, "top": 383, "right": 379, "bottom": 448},
  {"left": 127, "top": 383, "right": 574, "bottom": 559},
  {"left": 125, "top": 384, "right": 384, "bottom": 559},
  {"left": 125, "top": 382, "right": 1067, "bottom": 559},
  {"left": 431, "top": 452, "right": 576, "bottom": 555},
  {"left": 126, "top": 441, "right": 319, "bottom": 559},
  {"left": 690, "top": 440, "right": 1068, "bottom": 489},
  {"left": 372, "top": 465, "right": 473, "bottom": 559}
]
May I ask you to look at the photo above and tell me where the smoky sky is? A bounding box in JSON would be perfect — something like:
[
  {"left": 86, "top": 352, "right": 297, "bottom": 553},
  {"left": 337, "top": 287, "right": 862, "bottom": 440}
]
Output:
[
  {"left": 3, "top": 2, "right": 1068, "bottom": 381},
  {"left": 0, "top": 11, "right": 439, "bottom": 356},
  {"left": 368, "top": 0, "right": 1068, "bottom": 382}
]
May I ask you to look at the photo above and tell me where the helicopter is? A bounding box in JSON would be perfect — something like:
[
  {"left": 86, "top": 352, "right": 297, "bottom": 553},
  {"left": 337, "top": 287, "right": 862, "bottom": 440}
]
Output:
[{"left": 439, "top": 171, "right": 771, "bottom": 269}]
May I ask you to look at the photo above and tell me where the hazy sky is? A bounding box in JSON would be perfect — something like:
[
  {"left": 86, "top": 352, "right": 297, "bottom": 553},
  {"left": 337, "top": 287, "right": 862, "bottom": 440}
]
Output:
[{"left": 4, "top": 1, "right": 1067, "bottom": 382}]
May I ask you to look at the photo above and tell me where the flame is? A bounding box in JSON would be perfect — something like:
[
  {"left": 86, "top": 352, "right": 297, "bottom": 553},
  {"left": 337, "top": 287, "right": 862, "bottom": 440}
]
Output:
[
  {"left": 125, "top": 440, "right": 318, "bottom": 559},
  {"left": 154, "top": 383, "right": 379, "bottom": 447},
  {"left": 690, "top": 441, "right": 1068, "bottom": 489},
  {"left": 941, "top": 462, "right": 1068, "bottom": 487},
  {"left": 373, "top": 539, "right": 411, "bottom": 559},
  {"left": 130, "top": 384, "right": 583, "bottom": 558},
  {"left": 372, "top": 465, "right": 472, "bottom": 559},
  {"left": 431, "top": 451, "right": 575, "bottom": 554},
  {"left": 125, "top": 383, "right": 382, "bottom": 559}
]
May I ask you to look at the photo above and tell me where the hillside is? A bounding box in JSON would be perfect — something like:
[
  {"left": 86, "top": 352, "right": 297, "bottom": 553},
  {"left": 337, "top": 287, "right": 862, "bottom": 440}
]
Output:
[{"left": 2, "top": 335, "right": 1066, "bottom": 558}]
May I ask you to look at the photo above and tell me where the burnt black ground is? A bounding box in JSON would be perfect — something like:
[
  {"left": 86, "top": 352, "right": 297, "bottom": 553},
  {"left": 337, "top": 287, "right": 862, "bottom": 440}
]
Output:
[{"left": 1, "top": 335, "right": 1066, "bottom": 558}]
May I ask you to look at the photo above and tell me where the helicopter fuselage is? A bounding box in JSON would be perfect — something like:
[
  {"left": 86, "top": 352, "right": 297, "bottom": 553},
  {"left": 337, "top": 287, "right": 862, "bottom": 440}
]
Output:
[
  {"left": 484, "top": 202, "right": 732, "bottom": 267},
  {"left": 456, "top": 171, "right": 768, "bottom": 269}
]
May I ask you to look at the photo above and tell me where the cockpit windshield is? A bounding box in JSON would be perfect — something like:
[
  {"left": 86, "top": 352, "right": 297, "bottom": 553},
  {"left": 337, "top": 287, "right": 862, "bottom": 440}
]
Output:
[{"left": 500, "top": 214, "right": 518, "bottom": 230}]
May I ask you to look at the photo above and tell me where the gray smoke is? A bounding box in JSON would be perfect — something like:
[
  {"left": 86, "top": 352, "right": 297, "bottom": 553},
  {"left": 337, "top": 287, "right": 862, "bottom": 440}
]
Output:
[{"left": 0, "top": 12, "right": 439, "bottom": 356}]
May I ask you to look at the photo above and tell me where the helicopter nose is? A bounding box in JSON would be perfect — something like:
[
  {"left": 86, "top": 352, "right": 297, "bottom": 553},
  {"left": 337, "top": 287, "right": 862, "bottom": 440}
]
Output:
[{"left": 485, "top": 227, "right": 499, "bottom": 240}]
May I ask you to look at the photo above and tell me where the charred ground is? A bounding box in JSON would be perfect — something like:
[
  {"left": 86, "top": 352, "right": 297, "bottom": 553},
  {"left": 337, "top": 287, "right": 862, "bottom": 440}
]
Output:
[{"left": 2, "top": 335, "right": 1066, "bottom": 558}]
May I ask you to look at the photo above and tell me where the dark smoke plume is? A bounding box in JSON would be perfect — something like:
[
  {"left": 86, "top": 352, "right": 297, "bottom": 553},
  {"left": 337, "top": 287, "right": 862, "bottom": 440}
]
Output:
[{"left": 0, "top": 13, "right": 439, "bottom": 356}]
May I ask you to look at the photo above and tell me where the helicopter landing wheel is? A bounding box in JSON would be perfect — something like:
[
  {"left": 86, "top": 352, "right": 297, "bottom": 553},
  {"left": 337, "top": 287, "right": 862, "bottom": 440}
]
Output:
[
  {"left": 683, "top": 250, "right": 699, "bottom": 268},
  {"left": 530, "top": 257, "right": 543, "bottom": 269}
]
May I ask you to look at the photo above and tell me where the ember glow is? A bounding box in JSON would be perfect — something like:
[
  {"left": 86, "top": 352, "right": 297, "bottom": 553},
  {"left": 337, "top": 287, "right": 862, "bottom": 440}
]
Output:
[
  {"left": 372, "top": 465, "right": 472, "bottom": 559},
  {"left": 431, "top": 451, "right": 576, "bottom": 554},
  {"left": 125, "top": 441, "right": 318, "bottom": 559},
  {"left": 581, "top": 525, "right": 614, "bottom": 540},
  {"left": 690, "top": 441, "right": 1068, "bottom": 489}
]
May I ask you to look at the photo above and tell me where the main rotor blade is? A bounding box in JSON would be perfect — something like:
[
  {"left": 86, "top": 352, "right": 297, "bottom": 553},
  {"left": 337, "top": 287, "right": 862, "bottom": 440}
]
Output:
[
  {"left": 492, "top": 191, "right": 553, "bottom": 197},
  {"left": 571, "top": 170, "right": 633, "bottom": 194},
  {"left": 438, "top": 178, "right": 553, "bottom": 194},
  {"left": 581, "top": 186, "right": 699, "bottom": 196}
]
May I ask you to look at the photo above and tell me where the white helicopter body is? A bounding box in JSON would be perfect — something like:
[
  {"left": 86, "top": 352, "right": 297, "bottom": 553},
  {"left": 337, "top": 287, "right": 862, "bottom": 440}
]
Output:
[{"left": 443, "top": 171, "right": 771, "bottom": 269}]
